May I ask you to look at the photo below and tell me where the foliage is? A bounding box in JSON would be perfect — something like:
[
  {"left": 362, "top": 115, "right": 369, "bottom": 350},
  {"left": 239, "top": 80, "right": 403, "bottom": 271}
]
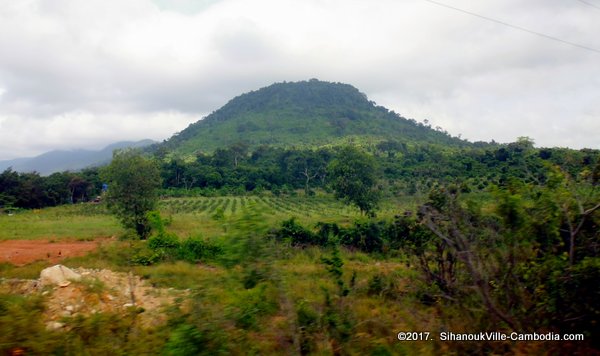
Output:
[
  {"left": 134, "top": 211, "right": 223, "bottom": 266},
  {"left": 411, "top": 175, "right": 599, "bottom": 350},
  {"left": 328, "top": 146, "right": 381, "bottom": 215},
  {"left": 102, "top": 150, "right": 161, "bottom": 239},
  {"left": 2, "top": 139, "right": 598, "bottom": 213},
  {"left": 321, "top": 247, "right": 349, "bottom": 297},
  {"left": 160, "top": 79, "right": 465, "bottom": 156},
  {"left": 274, "top": 217, "right": 328, "bottom": 246},
  {"left": 178, "top": 236, "right": 223, "bottom": 263},
  {"left": 0, "top": 167, "right": 102, "bottom": 209}
]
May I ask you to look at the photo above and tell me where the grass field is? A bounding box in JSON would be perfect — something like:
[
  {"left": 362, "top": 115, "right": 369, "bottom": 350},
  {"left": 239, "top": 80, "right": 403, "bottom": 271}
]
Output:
[{"left": 0, "top": 204, "right": 122, "bottom": 241}]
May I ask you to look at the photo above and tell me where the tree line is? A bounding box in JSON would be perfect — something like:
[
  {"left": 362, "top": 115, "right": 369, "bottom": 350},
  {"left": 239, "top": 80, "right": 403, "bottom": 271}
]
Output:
[
  {"left": 1, "top": 139, "right": 598, "bottom": 211},
  {"left": 0, "top": 168, "right": 103, "bottom": 210}
]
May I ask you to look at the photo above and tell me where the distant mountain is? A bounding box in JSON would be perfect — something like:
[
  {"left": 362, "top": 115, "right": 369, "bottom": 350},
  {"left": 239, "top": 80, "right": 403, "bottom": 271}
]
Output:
[
  {"left": 0, "top": 139, "right": 156, "bottom": 175},
  {"left": 160, "top": 79, "right": 468, "bottom": 155}
]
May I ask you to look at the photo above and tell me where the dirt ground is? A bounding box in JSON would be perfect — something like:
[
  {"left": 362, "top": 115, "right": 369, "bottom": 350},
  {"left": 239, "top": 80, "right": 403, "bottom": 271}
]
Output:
[
  {"left": 0, "top": 239, "right": 108, "bottom": 266},
  {"left": 0, "top": 238, "right": 186, "bottom": 330},
  {"left": 1, "top": 266, "right": 186, "bottom": 329}
]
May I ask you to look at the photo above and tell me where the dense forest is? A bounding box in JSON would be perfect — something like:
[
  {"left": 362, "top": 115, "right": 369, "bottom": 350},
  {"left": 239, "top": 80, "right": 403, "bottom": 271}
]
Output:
[
  {"left": 159, "top": 80, "right": 469, "bottom": 155},
  {"left": 1, "top": 137, "right": 597, "bottom": 210}
]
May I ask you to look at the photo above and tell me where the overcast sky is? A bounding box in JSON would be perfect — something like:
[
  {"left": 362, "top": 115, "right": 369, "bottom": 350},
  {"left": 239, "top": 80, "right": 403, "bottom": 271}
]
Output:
[{"left": 0, "top": 0, "right": 599, "bottom": 160}]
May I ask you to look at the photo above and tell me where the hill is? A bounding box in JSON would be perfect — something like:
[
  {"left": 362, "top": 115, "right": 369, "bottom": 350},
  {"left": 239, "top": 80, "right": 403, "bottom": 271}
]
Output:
[
  {"left": 0, "top": 140, "right": 156, "bottom": 176},
  {"left": 161, "top": 79, "right": 468, "bottom": 155}
]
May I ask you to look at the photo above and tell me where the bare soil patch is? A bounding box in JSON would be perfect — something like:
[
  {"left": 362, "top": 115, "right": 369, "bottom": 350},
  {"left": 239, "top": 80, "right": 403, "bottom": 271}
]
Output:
[
  {"left": 1, "top": 267, "right": 186, "bottom": 328},
  {"left": 0, "top": 239, "right": 108, "bottom": 266}
]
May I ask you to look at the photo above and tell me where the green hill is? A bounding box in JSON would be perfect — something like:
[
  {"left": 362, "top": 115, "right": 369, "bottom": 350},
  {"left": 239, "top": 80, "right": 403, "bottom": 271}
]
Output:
[{"left": 162, "top": 79, "right": 468, "bottom": 155}]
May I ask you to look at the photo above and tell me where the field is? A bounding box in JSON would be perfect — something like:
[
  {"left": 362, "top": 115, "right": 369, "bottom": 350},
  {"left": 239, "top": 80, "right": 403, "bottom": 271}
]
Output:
[
  {"left": 0, "top": 194, "right": 447, "bottom": 355},
  {"left": 2, "top": 191, "right": 587, "bottom": 355},
  {"left": 0, "top": 194, "right": 414, "bottom": 241}
]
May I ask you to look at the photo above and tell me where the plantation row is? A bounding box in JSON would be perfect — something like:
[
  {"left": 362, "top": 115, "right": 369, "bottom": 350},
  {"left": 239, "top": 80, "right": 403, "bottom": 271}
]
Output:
[{"left": 157, "top": 195, "right": 360, "bottom": 218}]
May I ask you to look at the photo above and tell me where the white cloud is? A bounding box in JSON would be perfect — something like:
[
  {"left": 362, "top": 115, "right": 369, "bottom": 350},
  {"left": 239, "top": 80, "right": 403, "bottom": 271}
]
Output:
[
  {"left": 0, "top": 111, "right": 200, "bottom": 160},
  {"left": 0, "top": 0, "right": 598, "bottom": 159}
]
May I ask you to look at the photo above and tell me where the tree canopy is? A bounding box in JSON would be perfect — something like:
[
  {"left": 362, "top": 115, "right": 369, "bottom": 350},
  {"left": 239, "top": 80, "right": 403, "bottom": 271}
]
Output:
[
  {"left": 102, "top": 150, "right": 161, "bottom": 239},
  {"left": 327, "top": 146, "right": 380, "bottom": 216}
]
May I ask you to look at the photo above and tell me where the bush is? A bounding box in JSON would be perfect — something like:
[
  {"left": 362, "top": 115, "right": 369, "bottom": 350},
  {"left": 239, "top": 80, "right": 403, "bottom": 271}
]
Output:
[
  {"left": 338, "top": 221, "right": 385, "bottom": 253},
  {"left": 177, "top": 236, "right": 223, "bottom": 263},
  {"left": 275, "top": 218, "right": 327, "bottom": 246},
  {"left": 234, "top": 285, "right": 278, "bottom": 330},
  {"left": 131, "top": 213, "right": 222, "bottom": 265},
  {"left": 131, "top": 250, "right": 164, "bottom": 266},
  {"left": 148, "top": 232, "right": 180, "bottom": 250},
  {"left": 164, "top": 324, "right": 207, "bottom": 356}
]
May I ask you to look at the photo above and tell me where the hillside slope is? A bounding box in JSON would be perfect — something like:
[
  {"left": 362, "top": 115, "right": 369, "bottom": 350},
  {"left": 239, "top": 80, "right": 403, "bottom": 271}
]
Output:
[{"left": 162, "top": 79, "right": 467, "bottom": 155}]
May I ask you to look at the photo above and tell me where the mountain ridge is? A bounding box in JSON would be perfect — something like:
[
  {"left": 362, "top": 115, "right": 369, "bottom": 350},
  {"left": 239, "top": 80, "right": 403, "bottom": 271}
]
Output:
[{"left": 0, "top": 139, "right": 156, "bottom": 175}]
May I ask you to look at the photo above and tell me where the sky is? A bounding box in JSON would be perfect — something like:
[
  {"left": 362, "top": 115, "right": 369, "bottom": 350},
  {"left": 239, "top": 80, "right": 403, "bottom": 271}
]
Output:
[{"left": 0, "top": 0, "right": 598, "bottom": 160}]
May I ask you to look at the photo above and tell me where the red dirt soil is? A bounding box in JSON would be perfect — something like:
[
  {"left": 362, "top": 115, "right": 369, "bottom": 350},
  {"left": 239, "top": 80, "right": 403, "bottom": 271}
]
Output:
[{"left": 0, "top": 239, "right": 106, "bottom": 266}]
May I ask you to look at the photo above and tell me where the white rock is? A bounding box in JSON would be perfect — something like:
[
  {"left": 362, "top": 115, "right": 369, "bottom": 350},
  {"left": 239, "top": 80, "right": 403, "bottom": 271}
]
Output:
[
  {"left": 46, "top": 321, "right": 64, "bottom": 330},
  {"left": 65, "top": 305, "right": 74, "bottom": 312},
  {"left": 123, "top": 303, "right": 135, "bottom": 308},
  {"left": 40, "top": 265, "right": 82, "bottom": 287}
]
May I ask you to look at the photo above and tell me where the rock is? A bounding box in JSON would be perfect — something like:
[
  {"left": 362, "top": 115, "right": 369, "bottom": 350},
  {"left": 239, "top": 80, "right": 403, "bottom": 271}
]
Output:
[
  {"left": 65, "top": 305, "right": 74, "bottom": 312},
  {"left": 46, "top": 321, "right": 64, "bottom": 330},
  {"left": 123, "top": 303, "right": 135, "bottom": 308},
  {"left": 40, "top": 265, "right": 82, "bottom": 287}
]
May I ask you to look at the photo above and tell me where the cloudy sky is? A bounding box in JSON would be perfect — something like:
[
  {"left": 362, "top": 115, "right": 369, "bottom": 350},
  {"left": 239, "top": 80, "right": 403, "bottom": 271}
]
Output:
[{"left": 0, "top": 0, "right": 598, "bottom": 160}]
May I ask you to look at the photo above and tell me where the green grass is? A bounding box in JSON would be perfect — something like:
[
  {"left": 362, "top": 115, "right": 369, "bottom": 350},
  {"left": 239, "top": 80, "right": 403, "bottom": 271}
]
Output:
[
  {"left": 0, "top": 206, "right": 123, "bottom": 241},
  {"left": 0, "top": 261, "right": 51, "bottom": 279}
]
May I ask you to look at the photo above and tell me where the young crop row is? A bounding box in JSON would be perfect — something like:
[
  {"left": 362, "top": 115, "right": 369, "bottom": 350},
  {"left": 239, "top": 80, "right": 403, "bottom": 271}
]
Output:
[{"left": 158, "top": 196, "right": 357, "bottom": 218}]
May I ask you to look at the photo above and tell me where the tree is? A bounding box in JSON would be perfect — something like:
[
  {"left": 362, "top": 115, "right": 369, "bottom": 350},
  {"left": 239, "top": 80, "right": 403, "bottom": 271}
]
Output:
[
  {"left": 327, "top": 146, "right": 380, "bottom": 216},
  {"left": 102, "top": 150, "right": 161, "bottom": 239},
  {"left": 68, "top": 176, "right": 90, "bottom": 203}
]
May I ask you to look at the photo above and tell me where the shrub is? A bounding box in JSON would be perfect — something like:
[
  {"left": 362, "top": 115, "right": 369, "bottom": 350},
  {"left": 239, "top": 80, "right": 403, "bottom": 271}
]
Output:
[
  {"left": 163, "top": 324, "right": 207, "bottom": 356},
  {"left": 275, "top": 218, "right": 327, "bottom": 246},
  {"left": 177, "top": 236, "right": 223, "bottom": 263},
  {"left": 338, "top": 221, "right": 385, "bottom": 253},
  {"left": 148, "top": 232, "right": 180, "bottom": 250}
]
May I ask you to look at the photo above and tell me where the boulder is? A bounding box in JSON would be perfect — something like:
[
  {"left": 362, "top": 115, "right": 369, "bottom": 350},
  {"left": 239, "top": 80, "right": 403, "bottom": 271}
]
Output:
[
  {"left": 46, "top": 321, "right": 64, "bottom": 330},
  {"left": 40, "top": 265, "right": 81, "bottom": 287}
]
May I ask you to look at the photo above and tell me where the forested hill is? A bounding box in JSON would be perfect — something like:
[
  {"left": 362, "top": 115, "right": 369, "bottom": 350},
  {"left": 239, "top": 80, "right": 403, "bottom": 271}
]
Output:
[{"left": 160, "top": 79, "right": 469, "bottom": 155}]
